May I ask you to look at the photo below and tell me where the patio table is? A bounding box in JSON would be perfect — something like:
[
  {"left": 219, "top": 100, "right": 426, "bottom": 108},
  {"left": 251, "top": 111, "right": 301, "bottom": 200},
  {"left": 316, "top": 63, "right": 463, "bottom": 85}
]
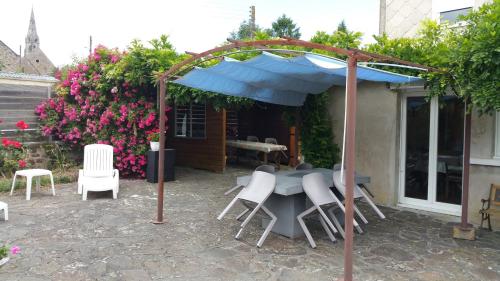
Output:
[
  {"left": 236, "top": 168, "right": 370, "bottom": 238},
  {"left": 227, "top": 140, "right": 287, "bottom": 164}
]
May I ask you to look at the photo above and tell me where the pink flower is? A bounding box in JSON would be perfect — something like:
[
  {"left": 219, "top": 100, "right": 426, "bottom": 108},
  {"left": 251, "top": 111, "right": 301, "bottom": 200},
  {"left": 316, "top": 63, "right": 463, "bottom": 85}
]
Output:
[
  {"left": 18, "top": 160, "right": 27, "bottom": 168},
  {"left": 10, "top": 246, "right": 20, "bottom": 255},
  {"left": 111, "top": 86, "right": 118, "bottom": 94},
  {"left": 111, "top": 55, "right": 119, "bottom": 63},
  {"left": 16, "top": 120, "right": 29, "bottom": 130}
]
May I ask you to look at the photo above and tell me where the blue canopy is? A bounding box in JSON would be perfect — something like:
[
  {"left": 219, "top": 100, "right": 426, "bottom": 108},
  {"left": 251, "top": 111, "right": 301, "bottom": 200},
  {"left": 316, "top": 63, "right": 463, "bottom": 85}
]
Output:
[{"left": 174, "top": 52, "right": 421, "bottom": 106}]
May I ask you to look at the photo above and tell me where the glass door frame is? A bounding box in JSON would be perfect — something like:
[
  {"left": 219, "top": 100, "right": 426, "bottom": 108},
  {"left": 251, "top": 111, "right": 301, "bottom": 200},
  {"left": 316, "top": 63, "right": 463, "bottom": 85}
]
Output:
[{"left": 398, "top": 92, "right": 462, "bottom": 216}]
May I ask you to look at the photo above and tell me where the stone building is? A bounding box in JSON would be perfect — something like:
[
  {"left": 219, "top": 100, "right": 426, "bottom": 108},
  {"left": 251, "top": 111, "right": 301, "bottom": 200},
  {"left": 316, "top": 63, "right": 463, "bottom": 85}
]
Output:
[{"left": 0, "top": 8, "right": 55, "bottom": 75}]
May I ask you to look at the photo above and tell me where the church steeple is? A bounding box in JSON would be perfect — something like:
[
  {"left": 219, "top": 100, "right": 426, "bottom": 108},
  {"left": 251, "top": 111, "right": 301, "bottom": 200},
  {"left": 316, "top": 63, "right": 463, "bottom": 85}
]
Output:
[{"left": 25, "top": 8, "right": 39, "bottom": 55}]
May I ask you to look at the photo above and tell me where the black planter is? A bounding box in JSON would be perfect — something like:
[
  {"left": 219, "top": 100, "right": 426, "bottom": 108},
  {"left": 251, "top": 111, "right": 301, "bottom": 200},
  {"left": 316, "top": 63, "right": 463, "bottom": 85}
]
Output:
[{"left": 146, "top": 149, "right": 175, "bottom": 183}]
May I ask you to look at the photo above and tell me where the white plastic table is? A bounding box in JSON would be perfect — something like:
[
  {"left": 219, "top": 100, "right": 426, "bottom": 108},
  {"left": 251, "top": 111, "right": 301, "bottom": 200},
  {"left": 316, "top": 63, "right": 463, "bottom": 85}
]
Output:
[
  {"left": 236, "top": 168, "right": 370, "bottom": 238},
  {"left": 10, "top": 169, "right": 55, "bottom": 200}
]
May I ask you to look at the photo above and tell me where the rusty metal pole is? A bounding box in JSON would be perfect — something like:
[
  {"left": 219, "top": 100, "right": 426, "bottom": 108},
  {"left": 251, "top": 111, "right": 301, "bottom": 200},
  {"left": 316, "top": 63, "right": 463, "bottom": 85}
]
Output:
[
  {"left": 461, "top": 101, "right": 472, "bottom": 228},
  {"left": 453, "top": 99, "right": 475, "bottom": 239},
  {"left": 342, "top": 55, "right": 357, "bottom": 281},
  {"left": 154, "top": 78, "right": 167, "bottom": 224}
]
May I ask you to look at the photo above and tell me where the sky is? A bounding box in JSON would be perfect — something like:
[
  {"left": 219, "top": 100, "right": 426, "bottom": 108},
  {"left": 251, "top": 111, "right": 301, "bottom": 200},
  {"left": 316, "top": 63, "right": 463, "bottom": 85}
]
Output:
[
  {"left": 0, "top": 0, "right": 381, "bottom": 67},
  {"left": 0, "top": 0, "right": 477, "bottom": 67}
]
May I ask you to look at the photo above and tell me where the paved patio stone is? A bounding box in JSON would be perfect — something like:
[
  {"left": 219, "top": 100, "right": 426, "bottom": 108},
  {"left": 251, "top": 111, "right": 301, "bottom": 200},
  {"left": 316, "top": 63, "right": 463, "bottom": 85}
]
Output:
[{"left": 1, "top": 166, "right": 499, "bottom": 280}]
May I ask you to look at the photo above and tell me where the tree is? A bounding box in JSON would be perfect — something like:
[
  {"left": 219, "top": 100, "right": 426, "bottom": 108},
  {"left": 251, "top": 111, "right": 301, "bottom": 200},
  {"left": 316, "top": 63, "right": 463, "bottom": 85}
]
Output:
[
  {"left": 229, "top": 20, "right": 261, "bottom": 40},
  {"left": 310, "top": 20, "right": 362, "bottom": 50},
  {"left": 269, "top": 14, "right": 301, "bottom": 39}
]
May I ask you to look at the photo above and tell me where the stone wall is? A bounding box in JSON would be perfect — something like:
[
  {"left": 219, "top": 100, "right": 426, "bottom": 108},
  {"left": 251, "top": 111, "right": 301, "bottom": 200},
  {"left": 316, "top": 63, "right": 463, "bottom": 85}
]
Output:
[{"left": 380, "top": 0, "right": 432, "bottom": 38}]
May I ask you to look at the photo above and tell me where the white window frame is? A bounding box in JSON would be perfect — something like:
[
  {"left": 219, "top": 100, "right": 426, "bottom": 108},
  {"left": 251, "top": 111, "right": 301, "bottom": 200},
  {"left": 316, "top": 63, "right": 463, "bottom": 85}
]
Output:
[{"left": 174, "top": 102, "right": 206, "bottom": 139}]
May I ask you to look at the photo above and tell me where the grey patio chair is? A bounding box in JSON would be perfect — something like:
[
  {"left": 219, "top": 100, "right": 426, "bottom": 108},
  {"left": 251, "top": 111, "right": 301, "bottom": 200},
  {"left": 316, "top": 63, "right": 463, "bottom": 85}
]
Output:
[
  {"left": 295, "top": 162, "right": 313, "bottom": 170},
  {"left": 299, "top": 173, "right": 362, "bottom": 248},
  {"left": 332, "top": 170, "right": 386, "bottom": 222},
  {"left": 217, "top": 171, "right": 277, "bottom": 247},
  {"left": 224, "top": 165, "right": 275, "bottom": 196}
]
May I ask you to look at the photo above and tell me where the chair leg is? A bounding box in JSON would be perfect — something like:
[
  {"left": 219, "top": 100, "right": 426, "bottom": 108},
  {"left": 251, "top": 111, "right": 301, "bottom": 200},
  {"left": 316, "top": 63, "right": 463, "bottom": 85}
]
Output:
[
  {"left": 49, "top": 173, "right": 55, "bottom": 196},
  {"left": 82, "top": 188, "right": 88, "bottom": 201},
  {"left": 236, "top": 204, "right": 263, "bottom": 240},
  {"left": 113, "top": 188, "right": 118, "bottom": 199},
  {"left": 217, "top": 197, "right": 239, "bottom": 220},
  {"left": 10, "top": 173, "right": 17, "bottom": 196},
  {"left": 236, "top": 208, "right": 249, "bottom": 221},
  {"left": 319, "top": 215, "right": 336, "bottom": 242},
  {"left": 4, "top": 206, "right": 8, "bottom": 221},
  {"left": 354, "top": 204, "right": 368, "bottom": 224},
  {"left": 297, "top": 206, "right": 318, "bottom": 248},
  {"left": 257, "top": 206, "right": 277, "bottom": 248},
  {"left": 317, "top": 207, "right": 338, "bottom": 234},
  {"left": 26, "top": 176, "right": 32, "bottom": 201},
  {"left": 224, "top": 185, "right": 242, "bottom": 196},
  {"left": 327, "top": 207, "right": 345, "bottom": 239},
  {"left": 480, "top": 212, "right": 485, "bottom": 229},
  {"left": 359, "top": 187, "right": 385, "bottom": 219},
  {"left": 487, "top": 214, "right": 492, "bottom": 231}
]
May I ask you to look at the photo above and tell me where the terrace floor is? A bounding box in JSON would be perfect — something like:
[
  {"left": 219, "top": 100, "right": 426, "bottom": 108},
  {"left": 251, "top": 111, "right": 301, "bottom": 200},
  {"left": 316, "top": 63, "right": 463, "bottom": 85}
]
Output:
[{"left": 0, "top": 167, "right": 499, "bottom": 281}]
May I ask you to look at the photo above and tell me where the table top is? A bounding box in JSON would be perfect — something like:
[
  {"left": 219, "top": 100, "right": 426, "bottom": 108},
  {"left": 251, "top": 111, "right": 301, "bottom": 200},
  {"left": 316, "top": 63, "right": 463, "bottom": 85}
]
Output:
[
  {"left": 226, "top": 140, "right": 287, "bottom": 153},
  {"left": 237, "top": 168, "right": 370, "bottom": 196},
  {"left": 16, "top": 169, "right": 52, "bottom": 176}
]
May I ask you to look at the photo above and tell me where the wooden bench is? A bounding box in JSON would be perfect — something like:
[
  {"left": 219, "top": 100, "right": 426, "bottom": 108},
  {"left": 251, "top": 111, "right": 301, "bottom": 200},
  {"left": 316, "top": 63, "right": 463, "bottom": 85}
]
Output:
[{"left": 479, "top": 184, "right": 500, "bottom": 231}]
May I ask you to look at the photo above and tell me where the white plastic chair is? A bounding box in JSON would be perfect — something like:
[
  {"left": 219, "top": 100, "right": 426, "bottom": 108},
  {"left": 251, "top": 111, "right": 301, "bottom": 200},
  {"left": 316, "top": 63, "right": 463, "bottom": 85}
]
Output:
[
  {"left": 218, "top": 171, "right": 277, "bottom": 247},
  {"left": 0, "top": 201, "right": 8, "bottom": 221},
  {"left": 298, "top": 173, "right": 362, "bottom": 248},
  {"left": 224, "top": 165, "right": 275, "bottom": 196},
  {"left": 78, "top": 144, "right": 119, "bottom": 200},
  {"left": 333, "top": 170, "right": 385, "bottom": 222}
]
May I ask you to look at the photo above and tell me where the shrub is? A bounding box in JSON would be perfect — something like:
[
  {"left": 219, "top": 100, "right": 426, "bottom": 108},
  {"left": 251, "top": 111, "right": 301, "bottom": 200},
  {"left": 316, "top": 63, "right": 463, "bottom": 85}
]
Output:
[
  {"left": 35, "top": 46, "right": 170, "bottom": 177},
  {"left": 0, "top": 120, "right": 30, "bottom": 177}
]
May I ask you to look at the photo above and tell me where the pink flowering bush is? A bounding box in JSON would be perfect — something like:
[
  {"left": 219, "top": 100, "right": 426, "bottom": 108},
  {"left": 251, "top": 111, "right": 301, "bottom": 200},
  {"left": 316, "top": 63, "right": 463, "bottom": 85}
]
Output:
[{"left": 35, "top": 45, "right": 172, "bottom": 178}]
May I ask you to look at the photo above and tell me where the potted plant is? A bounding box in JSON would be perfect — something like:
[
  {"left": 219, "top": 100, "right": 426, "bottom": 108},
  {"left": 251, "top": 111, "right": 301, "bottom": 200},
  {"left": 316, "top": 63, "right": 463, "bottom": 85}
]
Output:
[
  {"left": 0, "top": 245, "right": 20, "bottom": 267},
  {"left": 147, "top": 130, "right": 160, "bottom": 151}
]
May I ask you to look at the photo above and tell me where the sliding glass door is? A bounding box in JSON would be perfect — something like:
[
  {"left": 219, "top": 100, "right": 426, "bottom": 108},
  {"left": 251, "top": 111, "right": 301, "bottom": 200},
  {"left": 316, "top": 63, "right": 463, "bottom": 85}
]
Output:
[{"left": 400, "top": 94, "right": 464, "bottom": 215}]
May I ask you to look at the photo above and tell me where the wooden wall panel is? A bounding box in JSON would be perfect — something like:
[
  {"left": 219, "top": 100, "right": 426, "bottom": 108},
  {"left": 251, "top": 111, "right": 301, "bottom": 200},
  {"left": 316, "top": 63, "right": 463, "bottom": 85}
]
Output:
[{"left": 166, "top": 105, "right": 226, "bottom": 173}]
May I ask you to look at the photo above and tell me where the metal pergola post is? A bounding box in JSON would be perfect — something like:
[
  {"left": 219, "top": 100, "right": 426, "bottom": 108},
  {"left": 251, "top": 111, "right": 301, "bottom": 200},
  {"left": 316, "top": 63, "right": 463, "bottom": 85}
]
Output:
[
  {"left": 341, "top": 55, "right": 358, "bottom": 281},
  {"left": 154, "top": 78, "right": 167, "bottom": 224},
  {"left": 461, "top": 104, "right": 471, "bottom": 228}
]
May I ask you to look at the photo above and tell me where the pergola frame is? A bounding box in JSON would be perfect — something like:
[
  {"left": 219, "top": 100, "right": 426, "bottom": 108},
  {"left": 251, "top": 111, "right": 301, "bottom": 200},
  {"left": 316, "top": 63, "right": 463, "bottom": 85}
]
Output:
[{"left": 154, "top": 38, "right": 459, "bottom": 281}]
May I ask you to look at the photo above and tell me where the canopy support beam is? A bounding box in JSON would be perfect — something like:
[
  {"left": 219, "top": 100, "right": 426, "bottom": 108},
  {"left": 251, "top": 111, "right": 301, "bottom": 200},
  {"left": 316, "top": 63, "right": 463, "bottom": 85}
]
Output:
[
  {"left": 153, "top": 78, "right": 167, "bottom": 224},
  {"left": 339, "top": 55, "right": 358, "bottom": 281},
  {"left": 453, "top": 100, "right": 475, "bottom": 240}
]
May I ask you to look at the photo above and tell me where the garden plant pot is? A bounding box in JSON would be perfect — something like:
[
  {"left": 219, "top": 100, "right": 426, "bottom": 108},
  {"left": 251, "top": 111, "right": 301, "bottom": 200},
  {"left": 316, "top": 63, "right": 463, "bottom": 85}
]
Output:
[
  {"left": 150, "top": 142, "right": 160, "bottom": 151},
  {"left": 0, "top": 257, "right": 9, "bottom": 267}
]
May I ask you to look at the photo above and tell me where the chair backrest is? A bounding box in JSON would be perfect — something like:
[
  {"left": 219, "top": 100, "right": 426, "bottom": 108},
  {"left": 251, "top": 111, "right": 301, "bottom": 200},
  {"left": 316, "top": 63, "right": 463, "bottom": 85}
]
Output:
[
  {"left": 255, "top": 164, "right": 275, "bottom": 173},
  {"left": 332, "top": 170, "right": 364, "bottom": 198},
  {"left": 265, "top": 138, "right": 278, "bottom": 145},
  {"left": 83, "top": 144, "right": 114, "bottom": 177},
  {"left": 490, "top": 184, "right": 500, "bottom": 207},
  {"left": 295, "top": 162, "right": 313, "bottom": 170},
  {"left": 238, "top": 171, "right": 276, "bottom": 203},
  {"left": 302, "top": 172, "right": 336, "bottom": 206},
  {"left": 246, "top": 135, "right": 259, "bottom": 142}
]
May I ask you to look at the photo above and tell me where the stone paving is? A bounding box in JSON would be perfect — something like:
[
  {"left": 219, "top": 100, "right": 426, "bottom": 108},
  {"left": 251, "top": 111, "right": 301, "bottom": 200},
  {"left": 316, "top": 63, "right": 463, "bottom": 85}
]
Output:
[{"left": 0, "top": 167, "right": 499, "bottom": 281}]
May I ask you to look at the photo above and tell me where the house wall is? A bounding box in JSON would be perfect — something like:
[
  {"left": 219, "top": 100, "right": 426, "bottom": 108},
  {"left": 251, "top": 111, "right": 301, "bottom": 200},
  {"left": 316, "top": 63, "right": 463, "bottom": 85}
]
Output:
[
  {"left": 166, "top": 105, "right": 226, "bottom": 173},
  {"left": 330, "top": 82, "right": 500, "bottom": 230},
  {"left": 469, "top": 111, "right": 500, "bottom": 228},
  {"left": 329, "top": 81, "right": 399, "bottom": 206}
]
